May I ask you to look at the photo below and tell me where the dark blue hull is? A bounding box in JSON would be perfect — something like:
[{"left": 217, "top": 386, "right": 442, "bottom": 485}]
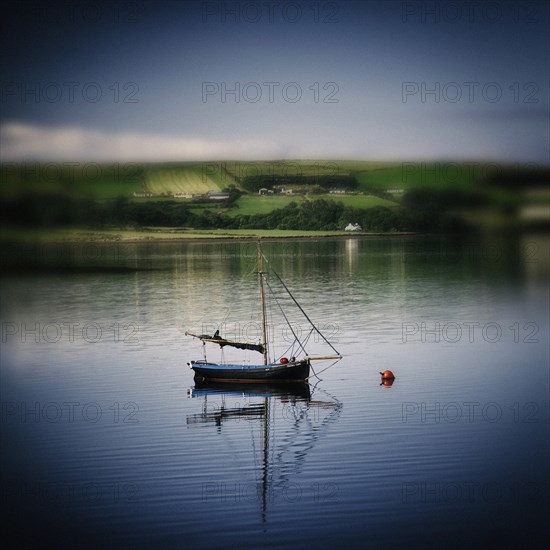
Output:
[{"left": 189, "top": 359, "right": 310, "bottom": 383}]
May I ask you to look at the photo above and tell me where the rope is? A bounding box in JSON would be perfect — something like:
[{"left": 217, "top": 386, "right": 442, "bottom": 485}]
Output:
[
  {"left": 270, "top": 269, "right": 341, "bottom": 357},
  {"left": 306, "top": 358, "right": 341, "bottom": 381},
  {"left": 264, "top": 278, "right": 308, "bottom": 358}
]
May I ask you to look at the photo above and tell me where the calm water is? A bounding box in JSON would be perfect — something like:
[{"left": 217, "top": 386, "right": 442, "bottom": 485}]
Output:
[{"left": 1, "top": 236, "right": 548, "bottom": 549}]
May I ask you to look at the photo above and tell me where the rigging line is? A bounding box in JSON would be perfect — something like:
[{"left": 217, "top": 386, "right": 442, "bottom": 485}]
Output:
[
  {"left": 271, "top": 270, "right": 341, "bottom": 357},
  {"left": 309, "top": 378, "right": 322, "bottom": 394},
  {"left": 301, "top": 328, "right": 314, "bottom": 349},
  {"left": 306, "top": 359, "right": 341, "bottom": 381},
  {"left": 268, "top": 282, "right": 307, "bottom": 359},
  {"left": 308, "top": 383, "right": 343, "bottom": 410},
  {"left": 219, "top": 307, "right": 231, "bottom": 330},
  {"left": 264, "top": 278, "right": 308, "bottom": 358},
  {"left": 309, "top": 361, "right": 318, "bottom": 380}
]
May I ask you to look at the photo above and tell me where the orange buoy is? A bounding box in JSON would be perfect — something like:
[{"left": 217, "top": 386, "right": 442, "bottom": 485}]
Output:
[
  {"left": 380, "top": 370, "right": 395, "bottom": 380},
  {"left": 280, "top": 357, "right": 289, "bottom": 364}
]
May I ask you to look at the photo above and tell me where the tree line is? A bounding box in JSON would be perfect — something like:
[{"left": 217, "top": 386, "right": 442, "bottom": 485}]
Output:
[{"left": 0, "top": 187, "right": 495, "bottom": 233}]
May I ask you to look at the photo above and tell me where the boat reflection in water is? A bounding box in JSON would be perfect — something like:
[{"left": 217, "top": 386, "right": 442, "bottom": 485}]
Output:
[{"left": 187, "top": 381, "right": 342, "bottom": 520}]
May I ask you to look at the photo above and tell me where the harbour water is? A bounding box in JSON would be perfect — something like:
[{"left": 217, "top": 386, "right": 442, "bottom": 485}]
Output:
[{"left": 1, "top": 236, "right": 548, "bottom": 548}]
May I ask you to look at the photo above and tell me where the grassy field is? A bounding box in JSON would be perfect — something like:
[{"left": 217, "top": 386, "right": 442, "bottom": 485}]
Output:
[
  {"left": 0, "top": 160, "right": 391, "bottom": 197},
  {"left": 0, "top": 162, "right": 233, "bottom": 199},
  {"left": 318, "top": 194, "right": 397, "bottom": 208},
  {"left": 230, "top": 195, "right": 299, "bottom": 216},
  {"left": 1, "top": 159, "right": 503, "bottom": 199},
  {"left": 222, "top": 160, "right": 353, "bottom": 180},
  {"left": 0, "top": 163, "right": 146, "bottom": 199},
  {"left": 144, "top": 164, "right": 231, "bottom": 196},
  {"left": 185, "top": 195, "right": 398, "bottom": 218},
  {"left": 354, "top": 162, "right": 483, "bottom": 192}
]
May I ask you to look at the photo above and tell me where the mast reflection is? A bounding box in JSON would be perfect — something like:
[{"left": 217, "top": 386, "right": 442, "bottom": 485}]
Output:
[{"left": 187, "top": 382, "right": 342, "bottom": 521}]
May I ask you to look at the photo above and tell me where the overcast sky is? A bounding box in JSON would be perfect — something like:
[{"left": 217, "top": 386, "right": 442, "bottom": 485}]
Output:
[{"left": 1, "top": 0, "right": 548, "bottom": 163}]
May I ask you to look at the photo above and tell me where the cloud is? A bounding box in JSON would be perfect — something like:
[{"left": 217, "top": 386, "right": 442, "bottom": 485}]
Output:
[
  {"left": 0, "top": 122, "right": 284, "bottom": 162},
  {"left": 2, "top": 120, "right": 547, "bottom": 164}
]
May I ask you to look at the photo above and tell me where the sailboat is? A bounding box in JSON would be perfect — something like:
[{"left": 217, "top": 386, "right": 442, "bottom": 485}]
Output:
[{"left": 186, "top": 239, "right": 342, "bottom": 383}]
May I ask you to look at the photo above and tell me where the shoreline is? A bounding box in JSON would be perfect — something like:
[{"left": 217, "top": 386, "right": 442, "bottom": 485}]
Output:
[{"left": 0, "top": 227, "right": 417, "bottom": 245}]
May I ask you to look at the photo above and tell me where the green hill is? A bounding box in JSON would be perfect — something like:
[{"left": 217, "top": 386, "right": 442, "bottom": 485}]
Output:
[
  {"left": 1, "top": 159, "right": 520, "bottom": 199},
  {"left": 1, "top": 160, "right": 547, "bottom": 231}
]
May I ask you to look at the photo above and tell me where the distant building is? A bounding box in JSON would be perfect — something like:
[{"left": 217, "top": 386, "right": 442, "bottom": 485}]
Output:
[
  {"left": 345, "top": 223, "right": 362, "bottom": 231},
  {"left": 207, "top": 192, "right": 230, "bottom": 200},
  {"left": 258, "top": 188, "right": 273, "bottom": 195}
]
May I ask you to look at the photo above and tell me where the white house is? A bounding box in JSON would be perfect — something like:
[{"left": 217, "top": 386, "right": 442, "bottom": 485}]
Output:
[{"left": 345, "top": 223, "right": 362, "bottom": 231}]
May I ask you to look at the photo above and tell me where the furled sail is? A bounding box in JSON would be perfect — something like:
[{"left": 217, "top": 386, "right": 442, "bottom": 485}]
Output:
[
  {"left": 186, "top": 332, "right": 265, "bottom": 354},
  {"left": 208, "top": 337, "right": 265, "bottom": 354}
]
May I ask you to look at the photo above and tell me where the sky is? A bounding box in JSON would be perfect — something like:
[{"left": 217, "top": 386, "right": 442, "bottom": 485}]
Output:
[{"left": 1, "top": 0, "right": 549, "bottom": 163}]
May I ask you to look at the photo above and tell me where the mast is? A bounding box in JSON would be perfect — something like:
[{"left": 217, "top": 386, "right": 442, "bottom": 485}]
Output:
[{"left": 258, "top": 239, "right": 268, "bottom": 365}]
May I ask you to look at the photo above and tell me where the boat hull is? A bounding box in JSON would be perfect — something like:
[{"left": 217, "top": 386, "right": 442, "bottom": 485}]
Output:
[{"left": 189, "top": 359, "right": 310, "bottom": 383}]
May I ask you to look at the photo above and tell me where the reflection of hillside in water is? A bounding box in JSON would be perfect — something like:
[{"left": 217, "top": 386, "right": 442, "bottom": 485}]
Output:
[{"left": 187, "top": 382, "right": 342, "bottom": 517}]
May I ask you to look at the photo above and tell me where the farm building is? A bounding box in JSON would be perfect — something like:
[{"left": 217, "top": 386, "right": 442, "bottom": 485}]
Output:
[{"left": 207, "top": 192, "right": 230, "bottom": 200}]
